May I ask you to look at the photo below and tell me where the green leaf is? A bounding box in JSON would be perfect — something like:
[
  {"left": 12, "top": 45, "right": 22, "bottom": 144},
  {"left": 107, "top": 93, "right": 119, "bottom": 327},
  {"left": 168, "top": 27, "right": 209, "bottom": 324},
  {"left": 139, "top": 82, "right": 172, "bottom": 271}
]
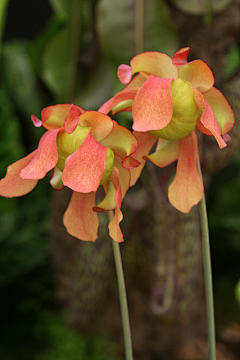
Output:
[
  {"left": 0, "top": 0, "right": 9, "bottom": 55},
  {"left": 49, "top": 0, "right": 73, "bottom": 19},
  {"left": 171, "top": 0, "right": 232, "bottom": 15},
  {"left": 2, "top": 41, "right": 44, "bottom": 119},
  {"left": 96, "top": 0, "right": 179, "bottom": 64},
  {"left": 42, "top": 27, "right": 73, "bottom": 101}
]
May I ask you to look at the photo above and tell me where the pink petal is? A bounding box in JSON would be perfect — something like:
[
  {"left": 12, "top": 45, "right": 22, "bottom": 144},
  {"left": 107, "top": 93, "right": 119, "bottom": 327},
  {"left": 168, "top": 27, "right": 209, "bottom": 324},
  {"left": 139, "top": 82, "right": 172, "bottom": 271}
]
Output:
[
  {"left": 130, "top": 51, "right": 178, "bottom": 79},
  {"left": 64, "top": 104, "right": 84, "bottom": 134},
  {"left": 146, "top": 139, "right": 179, "bottom": 167},
  {"left": 62, "top": 132, "right": 108, "bottom": 193},
  {"left": 129, "top": 132, "right": 157, "bottom": 187},
  {"left": 172, "top": 47, "right": 190, "bottom": 65},
  {"left": 20, "top": 129, "right": 60, "bottom": 179},
  {"left": 31, "top": 115, "right": 42, "bottom": 127},
  {"left": 168, "top": 131, "right": 203, "bottom": 213},
  {"left": 117, "top": 64, "right": 133, "bottom": 85},
  {"left": 132, "top": 75, "right": 173, "bottom": 132},
  {"left": 112, "top": 86, "right": 139, "bottom": 108},
  {"left": 0, "top": 151, "right": 38, "bottom": 197},
  {"left": 178, "top": 60, "right": 214, "bottom": 93},
  {"left": 194, "top": 89, "right": 227, "bottom": 149},
  {"left": 79, "top": 111, "right": 113, "bottom": 142},
  {"left": 63, "top": 191, "right": 99, "bottom": 241}
]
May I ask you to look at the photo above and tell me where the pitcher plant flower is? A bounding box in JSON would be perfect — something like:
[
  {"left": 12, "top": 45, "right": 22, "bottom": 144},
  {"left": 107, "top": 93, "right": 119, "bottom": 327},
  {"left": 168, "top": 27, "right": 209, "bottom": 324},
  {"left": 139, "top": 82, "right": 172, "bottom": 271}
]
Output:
[
  {"left": 0, "top": 104, "right": 140, "bottom": 242},
  {"left": 100, "top": 47, "right": 235, "bottom": 213}
]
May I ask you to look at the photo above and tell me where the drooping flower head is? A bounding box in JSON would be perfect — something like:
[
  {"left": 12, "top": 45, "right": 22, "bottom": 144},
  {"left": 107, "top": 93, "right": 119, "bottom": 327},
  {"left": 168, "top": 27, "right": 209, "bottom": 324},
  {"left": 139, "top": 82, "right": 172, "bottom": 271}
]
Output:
[
  {"left": 0, "top": 104, "right": 139, "bottom": 242},
  {"left": 100, "top": 47, "right": 235, "bottom": 213}
]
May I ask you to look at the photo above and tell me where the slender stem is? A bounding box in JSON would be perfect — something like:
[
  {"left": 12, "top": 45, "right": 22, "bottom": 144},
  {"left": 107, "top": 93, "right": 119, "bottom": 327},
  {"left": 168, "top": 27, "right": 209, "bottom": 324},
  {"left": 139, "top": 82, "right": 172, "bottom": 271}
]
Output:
[
  {"left": 197, "top": 156, "right": 216, "bottom": 360},
  {"left": 108, "top": 211, "right": 134, "bottom": 360}
]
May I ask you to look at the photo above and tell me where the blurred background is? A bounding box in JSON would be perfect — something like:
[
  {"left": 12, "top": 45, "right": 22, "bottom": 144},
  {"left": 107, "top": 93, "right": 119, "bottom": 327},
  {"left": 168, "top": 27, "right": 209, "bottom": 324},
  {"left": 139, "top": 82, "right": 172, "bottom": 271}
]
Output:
[{"left": 0, "top": 0, "right": 240, "bottom": 359}]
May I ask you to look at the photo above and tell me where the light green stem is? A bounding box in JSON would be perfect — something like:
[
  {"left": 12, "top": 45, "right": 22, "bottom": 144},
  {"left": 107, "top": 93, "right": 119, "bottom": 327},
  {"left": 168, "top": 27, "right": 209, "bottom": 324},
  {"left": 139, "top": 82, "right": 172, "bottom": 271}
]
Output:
[
  {"left": 108, "top": 211, "right": 134, "bottom": 360},
  {"left": 197, "top": 156, "right": 216, "bottom": 360}
]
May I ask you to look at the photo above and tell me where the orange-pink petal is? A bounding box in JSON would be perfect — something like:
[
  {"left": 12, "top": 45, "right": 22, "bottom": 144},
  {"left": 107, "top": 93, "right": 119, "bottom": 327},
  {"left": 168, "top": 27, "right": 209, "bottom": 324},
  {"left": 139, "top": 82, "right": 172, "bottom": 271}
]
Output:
[
  {"left": 172, "top": 47, "right": 190, "bottom": 66},
  {"left": 117, "top": 64, "right": 133, "bottom": 85},
  {"left": 98, "top": 98, "right": 114, "bottom": 115},
  {"left": 0, "top": 151, "right": 38, "bottom": 197},
  {"left": 168, "top": 131, "right": 203, "bottom": 213},
  {"left": 63, "top": 191, "right": 99, "bottom": 241},
  {"left": 130, "top": 51, "right": 178, "bottom": 79},
  {"left": 178, "top": 60, "right": 214, "bottom": 93},
  {"left": 194, "top": 89, "right": 227, "bottom": 148},
  {"left": 41, "top": 104, "right": 72, "bottom": 130},
  {"left": 132, "top": 76, "right": 173, "bottom": 132},
  {"left": 129, "top": 132, "right": 157, "bottom": 187},
  {"left": 202, "top": 87, "right": 235, "bottom": 135},
  {"left": 64, "top": 104, "right": 84, "bottom": 134},
  {"left": 100, "top": 120, "right": 138, "bottom": 164},
  {"left": 79, "top": 111, "right": 113, "bottom": 142},
  {"left": 20, "top": 129, "right": 60, "bottom": 179},
  {"left": 146, "top": 139, "right": 179, "bottom": 167},
  {"left": 62, "top": 132, "right": 108, "bottom": 193},
  {"left": 108, "top": 207, "right": 124, "bottom": 243}
]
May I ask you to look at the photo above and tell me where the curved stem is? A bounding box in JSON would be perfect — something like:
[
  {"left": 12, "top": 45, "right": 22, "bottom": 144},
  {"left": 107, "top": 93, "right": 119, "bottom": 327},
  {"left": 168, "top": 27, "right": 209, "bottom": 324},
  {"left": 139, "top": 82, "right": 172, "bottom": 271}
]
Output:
[
  {"left": 108, "top": 211, "right": 134, "bottom": 360},
  {"left": 197, "top": 156, "right": 216, "bottom": 360}
]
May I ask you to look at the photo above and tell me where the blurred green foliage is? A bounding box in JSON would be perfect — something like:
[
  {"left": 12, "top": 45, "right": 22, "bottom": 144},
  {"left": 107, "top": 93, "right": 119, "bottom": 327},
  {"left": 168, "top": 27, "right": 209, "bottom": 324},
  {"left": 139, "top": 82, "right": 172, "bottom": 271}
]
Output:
[{"left": 0, "top": 0, "right": 240, "bottom": 358}]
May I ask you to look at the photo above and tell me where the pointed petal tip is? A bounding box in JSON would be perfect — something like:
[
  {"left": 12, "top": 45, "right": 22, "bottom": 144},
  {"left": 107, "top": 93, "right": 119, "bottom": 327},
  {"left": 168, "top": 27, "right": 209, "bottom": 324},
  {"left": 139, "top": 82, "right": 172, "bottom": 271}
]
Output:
[
  {"left": 173, "top": 47, "right": 190, "bottom": 66},
  {"left": 31, "top": 115, "right": 42, "bottom": 127}
]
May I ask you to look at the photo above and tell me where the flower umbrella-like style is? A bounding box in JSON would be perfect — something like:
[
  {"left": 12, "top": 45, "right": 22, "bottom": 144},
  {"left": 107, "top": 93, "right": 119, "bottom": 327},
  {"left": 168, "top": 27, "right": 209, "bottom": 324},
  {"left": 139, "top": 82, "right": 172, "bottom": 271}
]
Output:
[
  {"left": 0, "top": 104, "right": 139, "bottom": 242},
  {"left": 100, "top": 47, "right": 235, "bottom": 213}
]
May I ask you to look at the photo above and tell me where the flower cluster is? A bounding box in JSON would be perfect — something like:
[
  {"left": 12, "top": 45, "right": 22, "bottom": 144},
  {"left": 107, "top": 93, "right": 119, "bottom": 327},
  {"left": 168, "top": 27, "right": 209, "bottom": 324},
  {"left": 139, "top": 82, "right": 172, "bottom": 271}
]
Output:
[
  {"left": 100, "top": 47, "right": 234, "bottom": 212},
  {"left": 0, "top": 47, "right": 235, "bottom": 240}
]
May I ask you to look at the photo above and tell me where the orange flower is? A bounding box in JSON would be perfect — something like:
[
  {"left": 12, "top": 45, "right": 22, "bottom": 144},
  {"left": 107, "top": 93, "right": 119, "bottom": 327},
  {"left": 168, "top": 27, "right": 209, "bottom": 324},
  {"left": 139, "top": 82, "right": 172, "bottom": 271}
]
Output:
[
  {"left": 0, "top": 104, "right": 139, "bottom": 242},
  {"left": 100, "top": 48, "right": 235, "bottom": 213}
]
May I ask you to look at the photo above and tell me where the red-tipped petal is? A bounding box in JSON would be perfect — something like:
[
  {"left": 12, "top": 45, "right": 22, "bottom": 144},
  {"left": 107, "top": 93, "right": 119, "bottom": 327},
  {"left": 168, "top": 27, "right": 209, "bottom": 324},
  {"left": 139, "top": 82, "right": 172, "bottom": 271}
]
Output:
[
  {"left": 21, "top": 129, "right": 60, "bottom": 179},
  {"left": 117, "top": 64, "right": 132, "bottom": 85},
  {"left": 129, "top": 132, "right": 157, "bottom": 187},
  {"left": 146, "top": 139, "right": 179, "bottom": 167},
  {"left": 194, "top": 89, "right": 227, "bottom": 149},
  {"left": 178, "top": 60, "right": 214, "bottom": 93},
  {"left": 64, "top": 104, "right": 84, "bottom": 134},
  {"left": 172, "top": 47, "right": 190, "bottom": 65},
  {"left": 62, "top": 132, "right": 108, "bottom": 193},
  {"left": 168, "top": 131, "right": 203, "bottom": 213},
  {"left": 79, "top": 111, "right": 113, "bottom": 142},
  {"left": 41, "top": 104, "right": 72, "bottom": 130},
  {"left": 31, "top": 115, "right": 42, "bottom": 127},
  {"left": 63, "top": 191, "right": 99, "bottom": 241},
  {"left": 130, "top": 51, "right": 178, "bottom": 79},
  {"left": 202, "top": 87, "right": 235, "bottom": 135},
  {"left": 132, "top": 76, "right": 173, "bottom": 132},
  {"left": 0, "top": 152, "right": 38, "bottom": 197},
  {"left": 112, "top": 86, "right": 139, "bottom": 108}
]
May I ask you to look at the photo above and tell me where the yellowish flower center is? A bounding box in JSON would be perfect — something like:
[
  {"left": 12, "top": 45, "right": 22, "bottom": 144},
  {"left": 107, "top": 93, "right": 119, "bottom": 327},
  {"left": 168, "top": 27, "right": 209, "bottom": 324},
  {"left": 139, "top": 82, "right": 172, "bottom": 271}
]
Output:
[{"left": 149, "top": 78, "right": 198, "bottom": 140}]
